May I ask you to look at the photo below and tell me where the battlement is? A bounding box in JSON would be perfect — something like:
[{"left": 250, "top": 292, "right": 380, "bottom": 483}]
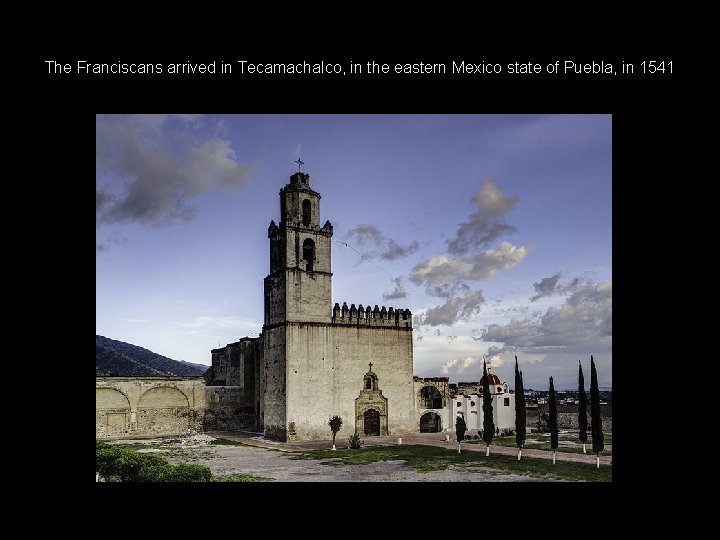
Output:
[{"left": 332, "top": 302, "right": 412, "bottom": 328}]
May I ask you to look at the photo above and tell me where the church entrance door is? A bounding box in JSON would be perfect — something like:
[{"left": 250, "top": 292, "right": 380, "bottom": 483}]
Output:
[{"left": 364, "top": 409, "right": 380, "bottom": 436}]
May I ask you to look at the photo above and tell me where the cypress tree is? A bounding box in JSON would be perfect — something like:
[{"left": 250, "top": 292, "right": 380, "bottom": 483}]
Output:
[
  {"left": 578, "top": 361, "right": 589, "bottom": 454},
  {"left": 548, "top": 376, "right": 559, "bottom": 464},
  {"left": 590, "top": 355, "right": 605, "bottom": 468},
  {"left": 456, "top": 415, "right": 466, "bottom": 454},
  {"left": 514, "top": 356, "right": 526, "bottom": 460},
  {"left": 482, "top": 360, "right": 494, "bottom": 456}
]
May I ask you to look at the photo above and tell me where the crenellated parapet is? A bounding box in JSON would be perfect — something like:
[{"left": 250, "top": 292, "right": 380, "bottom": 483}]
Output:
[{"left": 332, "top": 301, "right": 412, "bottom": 328}]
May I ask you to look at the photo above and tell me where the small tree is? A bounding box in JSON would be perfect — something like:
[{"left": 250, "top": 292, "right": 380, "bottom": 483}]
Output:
[
  {"left": 456, "top": 415, "right": 467, "bottom": 453},
  {"left": 514, "top": 356, "right": 526, "bottom": 460},
  {"left": 482, "top": 360, "right": 494, "bottom": 456},
  {"left": 548, "top": 376, "right": 559, "bottom": 464},
  {"left": 590, "top": 355, "right": 605, "bottom": 468},
  {"left": 328, "top": 415, "right": 342, "bottom": 450},
  {"left": 578, "top": 360, "right": 589, "bottom": 454}
]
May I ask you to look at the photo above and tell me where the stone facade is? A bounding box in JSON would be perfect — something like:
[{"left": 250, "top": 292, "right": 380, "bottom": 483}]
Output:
[
  {"left": 206, "top": 171, "right": 416, "bottom": 442},
  {"left": 95, "top": 377, "right": 205, "bottom": 438},
  {"left": 414, "top": 376, "right": 451, "bottom": 433}
]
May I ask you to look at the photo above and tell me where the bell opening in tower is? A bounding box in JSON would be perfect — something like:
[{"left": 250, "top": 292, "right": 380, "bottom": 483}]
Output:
[
  {"left": 302, "top": 199, "right": 311, "bottom": 227},
  {"left": 303, "top": 238, "right": 315, "bottom": 271}
]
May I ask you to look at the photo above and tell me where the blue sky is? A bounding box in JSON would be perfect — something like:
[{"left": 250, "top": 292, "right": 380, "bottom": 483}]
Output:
[{"left": 96, "top": 114, "right": 611, "bottom": 390}]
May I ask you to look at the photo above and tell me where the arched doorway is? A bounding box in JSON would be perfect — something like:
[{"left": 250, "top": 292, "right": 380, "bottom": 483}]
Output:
[
  {"left": 420, "top": 412, "right": 442, "bottom": 433},
  {"left": 364, "top": 409, "right": 380, "bottom": 436}
]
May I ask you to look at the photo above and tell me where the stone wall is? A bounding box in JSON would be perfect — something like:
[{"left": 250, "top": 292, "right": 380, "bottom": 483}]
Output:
[
  {"left": 526, "top": 403, "right": 612, "bottom": 432},
  {"left": 282, "top": 320, "right": 415, "bottom": 441},
  {"left": 96, "top": 377, "right": 205, "bottom": 438},
  {"left": 203, "top": 386, "right": 256, "bottom": 431},
  {"left": 262, "top": 326, "right": 287, "bottom": 440},
  {"left": 283, "top": 267, "right": 333, "bottom": 323},
  {"left": 205, "top": 338, "right": 260, "bottom": 400}
]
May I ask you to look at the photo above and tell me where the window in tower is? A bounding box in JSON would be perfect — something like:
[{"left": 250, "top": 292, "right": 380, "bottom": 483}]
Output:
[
  {"left": 303, "top": 238, "right": 315, "bottom": 271},
  {"left": 302, "top": 199, "right": 311, "bottom": 227}
]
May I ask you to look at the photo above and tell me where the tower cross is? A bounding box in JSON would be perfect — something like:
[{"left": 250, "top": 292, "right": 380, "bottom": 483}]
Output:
[
  {"left": 369, "top": 361, "right": 373, "bottom": 371},
  {"left": 295, "top": 158, "right": 304, "bottom": 171}
]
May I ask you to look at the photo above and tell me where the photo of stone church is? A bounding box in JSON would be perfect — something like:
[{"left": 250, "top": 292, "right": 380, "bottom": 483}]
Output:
[{"left": 96, "top": 170, "right": 515, "bottom": 441}]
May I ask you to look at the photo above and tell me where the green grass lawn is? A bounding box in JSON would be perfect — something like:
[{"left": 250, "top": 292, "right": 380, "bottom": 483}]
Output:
[{"left": 288, "top": 444, "right": 611, "bottom": 482}]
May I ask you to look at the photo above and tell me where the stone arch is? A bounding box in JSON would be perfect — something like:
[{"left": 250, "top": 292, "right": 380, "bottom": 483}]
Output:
[
  {"left": 138, "top": 386, "right": 190, "bottom": 408},
  {"left": 96, "top": 388, "right": 131, "bottom": 438},
  {"left": 137, "top": 386, "right": 191, "bottom": 436},
  {"left": 420, "top": 411, "right": 442, "bottom": 433},
  {"left": 96, "top": 388, "right": 131, "bottom": 410},
  {"left": 418, "top": 385, "right": 444, "bottom": 409}
]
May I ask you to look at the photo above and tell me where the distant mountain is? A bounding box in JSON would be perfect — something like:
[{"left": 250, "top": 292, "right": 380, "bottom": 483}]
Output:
[{"left": 96, "top": 335, "right": 208, "bottom": 377}]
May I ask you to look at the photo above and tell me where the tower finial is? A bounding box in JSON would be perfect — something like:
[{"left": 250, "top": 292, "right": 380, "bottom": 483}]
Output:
[
  {"left": 294, "top": 158, "right": 304, "bottom": 171},
  {"left": 369, "top": 361, "right": 373, "bottom": 371}
]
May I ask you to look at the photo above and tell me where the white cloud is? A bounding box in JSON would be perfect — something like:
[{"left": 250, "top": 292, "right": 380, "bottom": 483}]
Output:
[
  {"left": 530, "top": 272, "right": 563, "bottom": 301},
  {"left": 447, "top": 180, "right": 518, "bottom": 255},
  {"left": 420, "top": 289, "right": 485, "bottom": 326},
  {"left": 343, "top": 224, "right": 420, "bottom": 261},
  {"left": 180, "top": 316, "right": 261, "bottom": 331},
  {"left": 96, "top": 114, "right": 252, "bottom": 228},
  {"left": 383, "top": 276, "right": 408, "bottom": 300},
  {"left": 480, "top": 280, "right": 612, "bottom": 353},
  {"left": 410, "top": 241, "right": 528, "bottom": 288},
  {"left": 440, "top": 356, "right": 479, "bottom": 375}
]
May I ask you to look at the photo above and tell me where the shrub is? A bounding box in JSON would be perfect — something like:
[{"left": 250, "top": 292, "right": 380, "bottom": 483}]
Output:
[
  {"left": 348, "top": 431, "right": 363, "bottom": 449},
  {"left": 170, "top": 463, "right": 212, "bottom": 482},
  {"left": 96, "top": 443, "right": 211, "bottom": 482},
  {"left": 96, "top": 445, "right": 126, "bottom": 481},
  {"left": 137, "top": 454, "right": 174, "bottom": 482}
]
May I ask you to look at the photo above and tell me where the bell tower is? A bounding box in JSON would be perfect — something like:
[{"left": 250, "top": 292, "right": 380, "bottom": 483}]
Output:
[{"left": 264, "top": 170, "right": 334, "bottom": 325}]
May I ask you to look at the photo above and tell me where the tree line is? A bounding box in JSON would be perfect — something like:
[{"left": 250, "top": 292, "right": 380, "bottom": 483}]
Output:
[{"left": 456, "top": 355, "right": 606, "bottom": 468}]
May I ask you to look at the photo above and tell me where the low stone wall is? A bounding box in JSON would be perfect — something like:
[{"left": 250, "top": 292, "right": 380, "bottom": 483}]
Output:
[
  {"left": 526, "top": 404, "right": 612, "bottom": 432},
  {"left": 96, "top": 377, "right": 205, "bottom": 439}
]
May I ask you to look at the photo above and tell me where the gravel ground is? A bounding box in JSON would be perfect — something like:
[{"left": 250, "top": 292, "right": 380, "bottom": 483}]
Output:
[
  {"left": 163, "top": 443, "right": 549, "bottom": 482},
  {"left": 106, "top": 431, "right": 570, "bottom": 482}
]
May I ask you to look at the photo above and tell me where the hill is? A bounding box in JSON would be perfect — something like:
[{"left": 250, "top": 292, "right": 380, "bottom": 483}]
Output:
[{"left": 96, "top": 335, "right": 207, "bottom": 377}]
